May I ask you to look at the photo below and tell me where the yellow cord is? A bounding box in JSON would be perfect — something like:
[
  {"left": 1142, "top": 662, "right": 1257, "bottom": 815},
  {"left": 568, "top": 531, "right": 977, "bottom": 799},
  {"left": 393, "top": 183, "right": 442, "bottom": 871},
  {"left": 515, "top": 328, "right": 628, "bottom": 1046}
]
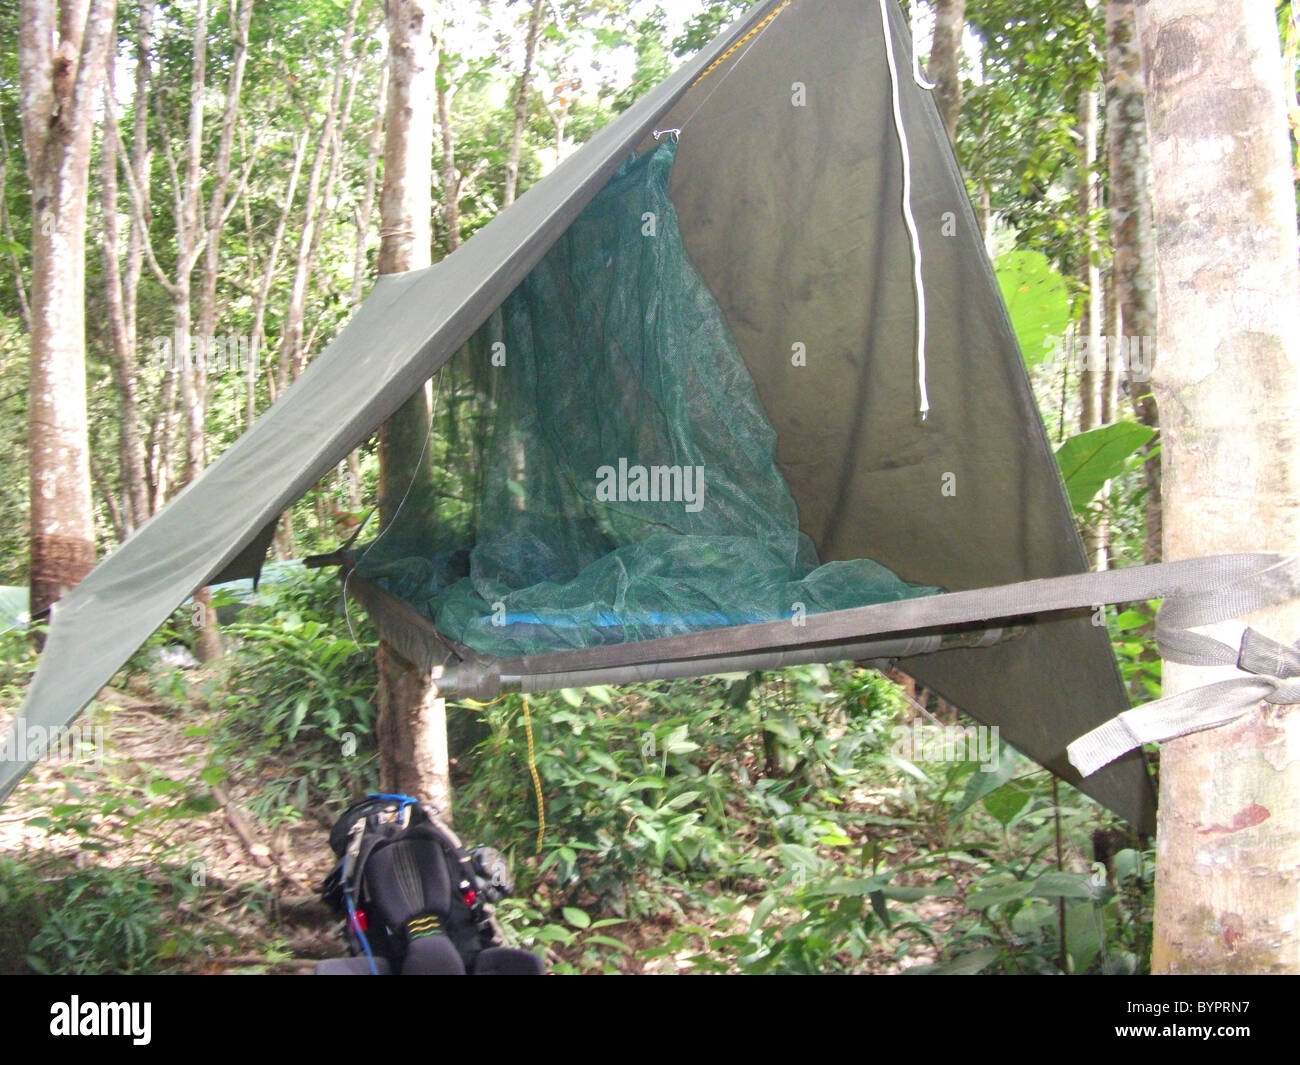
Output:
[
  {"left": 459, "top": 695, "right": 508, "bottom": 709},
  {"left": 521, "top": 695, "right": 545, "bottom": 854},
  {"left": 689, "top": 1, "right": 790, "bottom": 89}
]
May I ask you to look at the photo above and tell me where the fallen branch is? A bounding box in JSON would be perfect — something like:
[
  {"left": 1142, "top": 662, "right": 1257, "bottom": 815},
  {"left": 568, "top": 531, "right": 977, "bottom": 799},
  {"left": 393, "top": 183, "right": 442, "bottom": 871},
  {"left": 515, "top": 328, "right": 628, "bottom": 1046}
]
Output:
[{"left": 211, "top": 786, "right": 271, "bottom": 868}]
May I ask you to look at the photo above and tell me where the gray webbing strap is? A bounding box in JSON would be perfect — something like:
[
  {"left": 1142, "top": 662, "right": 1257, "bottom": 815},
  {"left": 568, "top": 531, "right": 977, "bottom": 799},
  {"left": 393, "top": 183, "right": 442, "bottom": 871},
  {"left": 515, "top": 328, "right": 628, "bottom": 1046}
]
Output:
[
  {"left": 500, "top": 552, "right": 1299, "bottom": 674},
  {"left": 1067, "top": 555, "right": 1300, "bottom": 776},
  {"left": 488, "top": 553, "right": 1300, "bottom": 777}
]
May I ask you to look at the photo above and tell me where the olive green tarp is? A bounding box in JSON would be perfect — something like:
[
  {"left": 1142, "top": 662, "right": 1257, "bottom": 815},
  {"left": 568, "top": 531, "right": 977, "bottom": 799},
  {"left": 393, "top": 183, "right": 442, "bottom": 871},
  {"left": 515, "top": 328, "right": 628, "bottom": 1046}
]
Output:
[{"left": 2, "top": 0, "right": 1156, "bottom": 829}]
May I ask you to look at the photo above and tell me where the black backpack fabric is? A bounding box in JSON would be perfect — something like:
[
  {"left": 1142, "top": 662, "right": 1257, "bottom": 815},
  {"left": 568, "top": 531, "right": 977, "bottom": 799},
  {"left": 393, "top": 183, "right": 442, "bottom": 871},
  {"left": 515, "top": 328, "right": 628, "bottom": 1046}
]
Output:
[{"left": 319, "top": 794, "right": 543, "bottom": 975}]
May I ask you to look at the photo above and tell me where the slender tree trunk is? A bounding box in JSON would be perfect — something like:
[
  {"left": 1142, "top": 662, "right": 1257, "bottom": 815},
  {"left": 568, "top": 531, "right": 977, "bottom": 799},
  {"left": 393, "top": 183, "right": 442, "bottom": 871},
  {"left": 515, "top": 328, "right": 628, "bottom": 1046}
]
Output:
[
  {"left": 376, "top": 0, "right": 451, "bottom": 817},
  {"left": 351, "top": 60, "right": 388, "bottom": 312},
  {"left": 436, "top": 34, "right": 461, "bottom": 252},
  {"left": 170, "top": 0, "right": 225, "bottom": 661},
  {"left": 504, "top": 0, "right": 544, "bottom": 207},
  {"left": 275, "top": 0, "right": 363, "bottom": 396},
  {"left": 1138, "top": 0, "right": 1300, "bottom": 973},
  {"left": 1077, "top": 88, "right": 1107, "bottom": 570},
  {"left": 19, "top": 0, "right": 118, "bottom": 619},
  {"left": 927, "top": 0, "right": 966, "bottom": 144},
  {"left": 175, "top": 0, "right": 207, "bottom": 490},
  {"left": 246, "top": 132, "right": 308, "bottom": 423},
  {"left": 100, "top": 60, "right": 150, "bottom": 534},
  {"left": 1077, "top": 89, "right": 1102, "bottom": 437},
  {"left": 1108, "top": 0, "right": 1161, "bottom": 564},
  {"left": 197, "top": 0, "right": 253, "bottom": 370},
  {"left": 0, "top": 124, "right": 32, "bottom": 331}
]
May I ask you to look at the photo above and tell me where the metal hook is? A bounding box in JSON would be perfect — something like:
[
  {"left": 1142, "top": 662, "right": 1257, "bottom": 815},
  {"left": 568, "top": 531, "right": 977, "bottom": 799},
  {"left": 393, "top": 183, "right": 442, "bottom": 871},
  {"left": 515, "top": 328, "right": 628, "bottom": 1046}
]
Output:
[{"left": 652, "top": 128, "right": 681, "bottom": 143}]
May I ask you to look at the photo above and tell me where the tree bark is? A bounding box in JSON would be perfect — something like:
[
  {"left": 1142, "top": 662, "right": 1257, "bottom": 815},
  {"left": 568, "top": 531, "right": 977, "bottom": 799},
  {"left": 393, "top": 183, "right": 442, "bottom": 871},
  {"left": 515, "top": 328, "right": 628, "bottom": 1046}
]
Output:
[
  {"left": 375, "top": 0, "right": 451, "bottom": 818},
  {"left": 197, "top": 0, "right": 253, "bottom": 375},
  {"left": 1137, "top": 0, "right": 1300, "bottom": 973},
  {"left": 100, "top": 52, "right": 150, "bottom": 534},
  {"left": 1077, "top": 88, "right": 1107, "bottom": 570},
  {"left": 1107, "top": 0, "right": 1161, "bottom": 564},
  {"left": 504, "top": 0, "right": 544, "bottom": 208},
  {"left": 19, "top": 0, "right": 118, "bottom": 619},
  {"left": 1077, "top": 89, "right": 1102, "bottom": 438},
  {"left": 351, "top": 59, "right": 388, "bottom": 312},
  {"left": 436, "top": 34, "right": 461, "bottom": 252},
  {"left": 246, "top": 132, "right": 308, "bottom": 424},
  {"left": 274, "top": 0, "right": 364, "bottom": 396},
  {"left": 927, "top": 0, "right": 966, "bottom": 144}
]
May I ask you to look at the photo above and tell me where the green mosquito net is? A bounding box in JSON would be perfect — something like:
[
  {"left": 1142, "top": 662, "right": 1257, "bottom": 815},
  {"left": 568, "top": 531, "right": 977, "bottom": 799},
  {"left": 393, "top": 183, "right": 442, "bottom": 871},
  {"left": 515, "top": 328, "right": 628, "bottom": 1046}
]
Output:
[{"left": 355, "top": 139, "right": 941, "bottom": 657}]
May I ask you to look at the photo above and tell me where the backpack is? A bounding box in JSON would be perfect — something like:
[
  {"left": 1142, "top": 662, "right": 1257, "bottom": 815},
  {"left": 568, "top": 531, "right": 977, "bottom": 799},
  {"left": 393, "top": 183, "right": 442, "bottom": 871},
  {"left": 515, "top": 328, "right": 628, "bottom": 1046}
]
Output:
[{"left": 316, "top": 793, "right": 544, "bottom": 975}]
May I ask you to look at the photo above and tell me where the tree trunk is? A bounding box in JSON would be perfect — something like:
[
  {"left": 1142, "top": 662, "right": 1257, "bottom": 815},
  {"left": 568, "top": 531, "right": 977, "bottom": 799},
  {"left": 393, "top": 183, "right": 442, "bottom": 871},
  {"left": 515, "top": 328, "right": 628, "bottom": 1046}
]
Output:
[
  {"left": 1077, "top": 88, "right": 1107, "bottom": 570},
  {"left": 375, "top": 0, "right": 451, "bottom": 818},
  {"left": 504, "top": 0, "right": 544, "bottom": 207},
  {"left": 197, "top": 0, "right": 253, "bottom": 373},
  {"left": 246, "top": 132, "right": 308, "bottom": 423},
  {"left": 436, "top": 36, "right": 461, "bottom": 252},
  {"left": 927, "top": 0, "right": 966, "bottom": 144},
  {"left": 1077, "top": 89, "right": 1102, "bottom": 437},
  {"left": 100, "top": 53, "right": 150, "bottom": 535},
  {"left": 274, "top": 0, "right": 362, "bottom": 396},
  {"left": 19, "top": 0, "right": 118, "bottom": 619},
  {"left": 172, "top": 0, "right": 224, "bottom": 662},
  {"left": 0, "top": 125, "right": 32, "bottom": 332},
  {"left": 1137, "top": 0, "right": 1300, "bottom": 974},
  {"left": 1107, "top": 0, "right": 1161, "bottom": 564},
  {"left": 351, "top": 59, "right": 388, "bottom": 312}
]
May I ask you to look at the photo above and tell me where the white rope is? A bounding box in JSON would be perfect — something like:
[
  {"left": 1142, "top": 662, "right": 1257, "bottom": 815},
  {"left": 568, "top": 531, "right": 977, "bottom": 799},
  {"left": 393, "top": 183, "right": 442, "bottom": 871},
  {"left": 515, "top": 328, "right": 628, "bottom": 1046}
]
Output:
[
  {"left": 677, "top": 6, "right": 783, "bottom": 134},
  {"left": 910, "top": 2, "right": 936, "bottom": 89},
  {"left": 878, "top": 0, "right": 930, "bottom": 419}
]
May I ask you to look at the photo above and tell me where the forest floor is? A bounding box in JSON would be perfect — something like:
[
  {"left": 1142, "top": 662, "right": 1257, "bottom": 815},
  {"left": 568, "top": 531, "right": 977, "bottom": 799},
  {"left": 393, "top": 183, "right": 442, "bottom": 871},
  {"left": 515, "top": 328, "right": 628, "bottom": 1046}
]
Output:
[
  {"left": 1, "top": 665, "right": 983, "bottom": 974},
  {"left": 0, "top": 674, "right": 342, "bottom": 973}
]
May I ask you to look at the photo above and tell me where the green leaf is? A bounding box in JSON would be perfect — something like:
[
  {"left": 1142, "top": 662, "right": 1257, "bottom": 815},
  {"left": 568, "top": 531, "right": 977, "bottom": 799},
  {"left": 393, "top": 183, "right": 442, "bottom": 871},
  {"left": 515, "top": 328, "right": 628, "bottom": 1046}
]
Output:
[
  {"left": 995, "top": 249, "right": 1070, "bottom": 367},
  {"left": 953, "top": 744, "right": 1021, "bottom": 815},
  {"left": 806, "top": 875, "right": 889, "bottom": 898},
  {"left": 904, "top": 947, "right": 1000, "bottom": 975},
  {"left": 1054, "top": 422, "right": 1157, "bottom": 513},
  {"left": 749, "top": 893, "right": 778, "bottom": 931},
  {"left": 869, "top": 889, "right": 891, "bottom": 928},
  {"left": 1030, "top": 871, "right": 1096, "bottom": 899},
  {"left": 1113, "top": 848, "right": 1144, "bottom": 883},
  {"left": 562, "top": 906, "right": 591, "bottom": 929},
  {"left": 982, "top": 780, "right": 1033, "bottom": 826},
  {"left": 663, "top": 790, "right": 702, "bottom": 810},
  {"left": 1114, "top": 609, "right": 1151, "bottom": 631},
  {"left": 1066, "top": 900, "right": 1102, "bottom": 972},
  {"left": 883, "top": 883, "right": 957, "bottom": 901},
  {"left": 761, "top": 712, "right": 802, "bottom": 745},
  {"left": 966, "top": 880, "right": 1033, "bottom": 909},
  {"left": 816, "top": 828, "right": 853, "bottom": 847}
]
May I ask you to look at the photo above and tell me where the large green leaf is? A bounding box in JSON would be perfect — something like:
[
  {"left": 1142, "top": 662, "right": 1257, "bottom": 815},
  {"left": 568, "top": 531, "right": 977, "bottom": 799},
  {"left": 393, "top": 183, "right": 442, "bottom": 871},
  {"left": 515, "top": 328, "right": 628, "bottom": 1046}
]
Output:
[
  {"left": 1054, "top": 421, "right": 1157, "bottom": 513},
  {"left": 981, "top": 780, "right": 1034, "bottom": 826},
  {"left": 994, "top": 249, "right": 1071, "bottom": 367},
  {"left": 953, "top": 743, "right": 1021, "bottom": 816},
  {"left": 904, "top": 947, "right": 1001, "bottom": 975}
]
